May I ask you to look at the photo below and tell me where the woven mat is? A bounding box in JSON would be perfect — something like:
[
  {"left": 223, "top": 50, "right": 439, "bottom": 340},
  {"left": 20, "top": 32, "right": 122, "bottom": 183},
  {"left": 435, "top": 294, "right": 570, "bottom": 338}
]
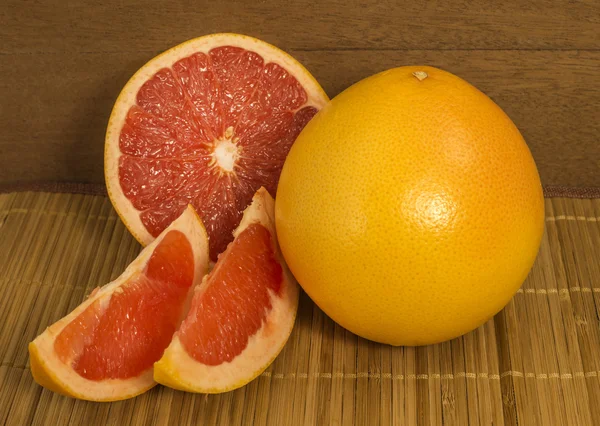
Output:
[{"left": 1, "top": 191, "right": 599, "bottom": 426}]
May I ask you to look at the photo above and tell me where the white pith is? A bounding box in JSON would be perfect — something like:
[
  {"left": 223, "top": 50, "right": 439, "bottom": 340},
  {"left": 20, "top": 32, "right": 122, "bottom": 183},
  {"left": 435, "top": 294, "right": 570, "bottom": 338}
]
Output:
[
  {"left": 29, "top": 206, "right": 210, "bottom": 401},
  {"left": 105, "top": 33, "right": 329, "bottom": 247},
  {"left": 211, "top": 131, "right": 240, "bottom": 173},
  {"left": 155, "top": 188, "right": 300, "bottom": 393}
]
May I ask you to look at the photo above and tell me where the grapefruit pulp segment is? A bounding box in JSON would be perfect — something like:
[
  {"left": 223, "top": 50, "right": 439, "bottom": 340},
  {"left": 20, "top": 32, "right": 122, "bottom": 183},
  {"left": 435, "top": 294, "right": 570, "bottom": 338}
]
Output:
[
  {"left": 28, "top": 205, "right": 209, "bottom": 401},
  {"left": 53, "top": 230, "right": 193, "bottom": 381},
  {"left": 154, "top": 188, "right": 299, "bottom": 393},
  {"left": 178, "top": 223, "right": 283, "bottom": 366}
]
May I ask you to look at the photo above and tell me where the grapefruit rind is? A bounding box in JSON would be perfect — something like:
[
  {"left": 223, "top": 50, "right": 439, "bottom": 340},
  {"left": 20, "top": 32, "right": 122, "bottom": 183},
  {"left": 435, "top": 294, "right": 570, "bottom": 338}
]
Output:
[
  {"left": 105, "top": 33, "right": 329, "bottom": 248},
  {"left": 154, "top": 188, "right": 299, "bottom": 393},
  {"left": 28, "top": 205, "right": 210, "bottom": 402}
]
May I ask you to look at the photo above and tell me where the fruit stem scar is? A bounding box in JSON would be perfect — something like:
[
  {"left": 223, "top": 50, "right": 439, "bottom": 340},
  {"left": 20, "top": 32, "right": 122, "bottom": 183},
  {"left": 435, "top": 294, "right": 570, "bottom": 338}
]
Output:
[{"left": 412, "top": 71, "right": 428, "bottom": 81}]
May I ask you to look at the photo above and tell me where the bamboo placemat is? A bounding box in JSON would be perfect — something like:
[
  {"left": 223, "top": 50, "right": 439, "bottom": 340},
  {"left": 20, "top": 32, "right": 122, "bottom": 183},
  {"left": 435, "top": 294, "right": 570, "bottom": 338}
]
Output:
[{"left": 0, "top": 191, "right": 599, "bottom": 425}]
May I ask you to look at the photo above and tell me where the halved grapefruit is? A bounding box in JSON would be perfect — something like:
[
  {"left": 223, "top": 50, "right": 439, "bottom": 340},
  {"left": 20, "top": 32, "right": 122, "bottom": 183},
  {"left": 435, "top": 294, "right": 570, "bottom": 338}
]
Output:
[
  {"left": 28, "top": 206, "right": 209, "bottom": 401},
  {"left": 105, "top": 33, "right": 329, "bottom": 260},
  {"left": 154, "top": 187, "right": 298, "bottom": 393}
]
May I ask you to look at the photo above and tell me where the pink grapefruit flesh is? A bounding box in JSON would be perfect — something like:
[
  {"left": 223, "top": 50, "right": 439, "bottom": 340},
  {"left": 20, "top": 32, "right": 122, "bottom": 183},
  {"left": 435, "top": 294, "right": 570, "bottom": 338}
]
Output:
[
  {"left": 178, "top": 223, "right": 283, "bottom": 366},
  {"left": 117, "top": 45, "right": 320, "bottom": 260},
  {"left": 154, "top": 187, "right": 299, "bottom": 393},
  {"left": 54, "top": 230, "right": 194, "bottom": 380}
]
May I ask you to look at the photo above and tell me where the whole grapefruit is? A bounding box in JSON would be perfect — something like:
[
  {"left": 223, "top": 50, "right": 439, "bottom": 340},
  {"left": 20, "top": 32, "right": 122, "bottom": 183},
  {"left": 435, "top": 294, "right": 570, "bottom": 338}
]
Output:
[{"left": 275, "top": 66, "right": 545, "bottom": 346}]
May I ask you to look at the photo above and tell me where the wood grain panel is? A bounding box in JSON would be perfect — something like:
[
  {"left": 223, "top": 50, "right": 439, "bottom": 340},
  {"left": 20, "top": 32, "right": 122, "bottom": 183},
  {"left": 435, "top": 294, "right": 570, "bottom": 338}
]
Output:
[
  {"left": 1, "top": 0, "right": 599, "bottom": 52},
  {"left": 1, "top": 50, "right": 598, "bottom": 186},
  {"left": 0, "top": 0, "right": 598, "bottom": 186}
]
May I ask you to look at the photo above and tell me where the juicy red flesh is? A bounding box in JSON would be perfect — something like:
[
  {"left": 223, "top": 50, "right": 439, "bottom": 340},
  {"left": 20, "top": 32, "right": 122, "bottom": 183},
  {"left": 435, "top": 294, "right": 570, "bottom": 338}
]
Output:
[
  {"left": 118, "top": 46, "right": 318, "bottom": 260},
  {"left": 178, "top": 224, "right": 283, "bottom": 366},
  {"left": 54, "top": 230, "right": 194, "bottom": 381}
]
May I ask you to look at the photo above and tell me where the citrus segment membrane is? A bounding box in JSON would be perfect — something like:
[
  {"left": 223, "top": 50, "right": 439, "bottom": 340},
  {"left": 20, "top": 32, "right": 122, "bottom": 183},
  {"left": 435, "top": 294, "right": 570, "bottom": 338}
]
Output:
[{"left": 117, "top": 45, "right": 318, "bottom": 260}]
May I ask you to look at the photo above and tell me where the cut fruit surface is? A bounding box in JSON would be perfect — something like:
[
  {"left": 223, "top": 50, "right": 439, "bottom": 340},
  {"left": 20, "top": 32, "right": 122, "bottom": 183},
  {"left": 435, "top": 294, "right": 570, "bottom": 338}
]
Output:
[
  {"left": 154, "top": 188, "right": 299, "bottom": 393},
  {"left": 29, "top": 206, "right": 209, "bottom": 401},
  {"left": 105, "top": 33, "right": 329, "bottom": 260},
  {"left": 178, "top": 223, "right": 283, "bottom": 366}
]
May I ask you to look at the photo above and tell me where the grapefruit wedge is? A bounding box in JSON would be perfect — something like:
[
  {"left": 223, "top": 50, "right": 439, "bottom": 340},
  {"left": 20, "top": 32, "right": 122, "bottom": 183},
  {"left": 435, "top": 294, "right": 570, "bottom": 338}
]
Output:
[
  {"left": 105, "top": 33, "right": 329, "bottom": 260},
  {"left": 29, "top": 206, "right": 209, "bottom": 401},
  {"left": 154, "top": 188, "right": 299, "bottom": 393}
]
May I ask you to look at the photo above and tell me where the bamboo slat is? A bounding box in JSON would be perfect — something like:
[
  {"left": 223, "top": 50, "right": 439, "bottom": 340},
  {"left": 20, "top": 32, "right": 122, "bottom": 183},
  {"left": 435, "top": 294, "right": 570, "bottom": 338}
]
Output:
[{"left": 0, "top": 191, "right": 599, "bottom": 425}]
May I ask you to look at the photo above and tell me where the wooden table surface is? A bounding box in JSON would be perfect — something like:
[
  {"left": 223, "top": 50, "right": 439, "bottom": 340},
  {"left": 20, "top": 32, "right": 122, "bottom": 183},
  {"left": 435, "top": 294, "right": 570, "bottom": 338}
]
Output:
[{"left": 1, "top": 0, "right": 598, "bottom": 186}]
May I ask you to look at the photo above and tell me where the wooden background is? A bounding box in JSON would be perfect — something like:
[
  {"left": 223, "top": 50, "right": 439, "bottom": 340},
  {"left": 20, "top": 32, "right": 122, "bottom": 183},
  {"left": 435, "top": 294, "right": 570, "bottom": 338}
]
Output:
[{"left": 0, "top": 0, "right": 599, "bottom": 187}]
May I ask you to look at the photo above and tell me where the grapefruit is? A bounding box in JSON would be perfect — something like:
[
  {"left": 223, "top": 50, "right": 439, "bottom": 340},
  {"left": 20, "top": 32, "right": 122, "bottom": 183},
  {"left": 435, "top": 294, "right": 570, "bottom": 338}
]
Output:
[
  {"left": 275, "top": 66, "right": 545, "bottom": 346},
  {"left": 29, "top": 206, "right": 210, "bottom": 401},
  {"left": 105, "top": 33, "right": 329, "bottom": 261},
  {"left": 154, "top": 187, "right": 299, "bottom": 393}
]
